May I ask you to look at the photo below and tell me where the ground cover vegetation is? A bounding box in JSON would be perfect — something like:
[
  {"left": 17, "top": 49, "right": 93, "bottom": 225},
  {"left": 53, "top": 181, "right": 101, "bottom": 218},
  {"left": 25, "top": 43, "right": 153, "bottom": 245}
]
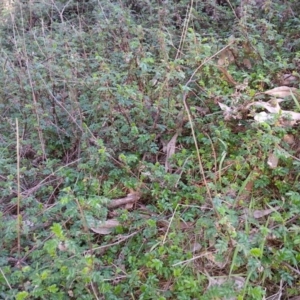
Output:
[{"left": 0, "top": 0, "right": 300, "bottom": 299}]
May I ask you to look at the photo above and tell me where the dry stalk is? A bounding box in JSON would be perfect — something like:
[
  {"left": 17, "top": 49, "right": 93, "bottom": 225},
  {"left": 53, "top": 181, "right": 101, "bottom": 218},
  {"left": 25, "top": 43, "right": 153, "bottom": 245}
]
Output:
[
  {"left": 175, "top": 0, "right": 194, "bottom": 59},
  {"left": 16, "top": 118, "right": 21, "bottom": 260},
  {"left": 86, "top": 231, "right": 140, "bottom": 254},
  {"left": 182, "top": 42, "right": 235, "bottom": 214},
  {"left": 10, "top": 6, "right": 46, "bottom": 159}
]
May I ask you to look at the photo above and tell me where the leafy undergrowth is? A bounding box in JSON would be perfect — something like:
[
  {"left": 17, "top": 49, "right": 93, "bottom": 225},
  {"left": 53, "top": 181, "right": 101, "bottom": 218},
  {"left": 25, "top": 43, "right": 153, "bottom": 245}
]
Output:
[{"left": 0, "top": 0, "right": 300, "bottom": 299}]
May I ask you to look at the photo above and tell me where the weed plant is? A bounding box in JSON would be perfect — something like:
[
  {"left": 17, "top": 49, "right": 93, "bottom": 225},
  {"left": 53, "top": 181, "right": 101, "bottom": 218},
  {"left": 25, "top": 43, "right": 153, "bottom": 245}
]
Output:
[{"left": 0, "top": 0, "right": 300, "bottom": 299}]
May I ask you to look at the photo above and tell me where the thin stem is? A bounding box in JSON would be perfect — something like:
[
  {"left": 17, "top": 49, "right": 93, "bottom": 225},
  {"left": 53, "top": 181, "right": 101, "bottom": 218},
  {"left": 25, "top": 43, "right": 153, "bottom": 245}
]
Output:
[
  {"left": 16, "top": 118, "right": 21, "bottom": 260},
  {"left": 183, "top": 94, "right": 213, "bottom": 208},
  {"left": 181, "top": 42, "right": 234, "bottom": 215},
  {"left": 0, "top": 267, "right": 12, "bottom": 290},
  {"left": 176, "top": 0, "right": 194, "bottom": 59}
]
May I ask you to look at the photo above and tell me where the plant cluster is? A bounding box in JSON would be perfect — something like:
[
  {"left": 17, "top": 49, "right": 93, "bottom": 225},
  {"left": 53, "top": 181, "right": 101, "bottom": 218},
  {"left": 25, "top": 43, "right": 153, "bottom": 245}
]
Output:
[{"left": 0, "top": 0, "right": 300, "bottom": 299}]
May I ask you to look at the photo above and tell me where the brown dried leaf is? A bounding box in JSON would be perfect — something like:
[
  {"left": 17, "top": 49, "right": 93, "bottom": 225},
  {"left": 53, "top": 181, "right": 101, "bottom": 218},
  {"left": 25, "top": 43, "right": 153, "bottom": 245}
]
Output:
[
  {"left": 218, "top": 102, "right": 236, "bottom": 121},
  {"left": 252, "top": 206, "right": 280, "bottom": 219},
  {"left": 194, "top": 106, "right": 209, "bottom": 116},
  {"left": 218, "top": 102, "right": 233, "bottom": 113},
  {"left": 164, "top": 132, "right": 179, "bottom": 172},
  {"left": 247, "top": 101, "right": 281, "bottom": 113},
  {"left": 248, "top": 99, "right": 300, "bottom": 126},
  {"left": 264, "top": 86, "right": 298, "bottom": 98},
  {"left": 207, "top": 275, "right": 245, "bottom": 300},
  {"left": 217, "top": 49, "right": 236, "bottom": 66},
  {"left": 191, "top": 243, "right": 202, "bottom": 253},
  {"left": 267, "top": 151, "right": 279, "bottom": 169},
  {"left": 242, "top": 206, "right": 280, "bottom": 219},
  {"left": 281, "top": 110, "right": 300, "bottom": 121},
  {"left": 208, "top": 275, "right": 245, "bottom": 292},
  {"left": 238, "top": 178, "right": 254, "bottom": 202},
  {"left": 204, "top": 252, "right": 226, "bottom": 269},
  {"left": 91, "top": 219, "right": 120, "bottom": 235},
  {"left": 279, "top": 73, "right": 298, "bottom": 86},
  {"left": 125, "top": 202, "right": 134, "bottom": 209},
  {"left": 242, "top": 58, "right": 252, "bottom": 69},
  {"left": 108, "top": 192, "right": 141, "bottom": 209},
  {"left": 217, "top": 66, "right": 237, "bottom": 86},
  {"left": 283, "top": 134, "right": 295, "bottom": 145},
  {"left": 254, "top": 111, "right": 275, "bottom": 123}
]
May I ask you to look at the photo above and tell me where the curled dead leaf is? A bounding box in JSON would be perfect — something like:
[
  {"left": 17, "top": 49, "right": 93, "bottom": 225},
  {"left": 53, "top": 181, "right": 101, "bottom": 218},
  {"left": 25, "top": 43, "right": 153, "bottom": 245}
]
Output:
[
  {"left": 208, "top": 275, "right": 245, "bottom": 295},
  {"left": 217, "top": 66, "right": 237, "bottom": 86},
  {"left": 281, "top": 110, "right": 300, "bottom": 121},
  {"left": 91, "top": 219, "right": 120, "bottom": 235},
  {"left": 204, "top": 251, "right": 227, "bottom": 269},
  {"left": 191, "top": 243, "right": 202, "bottom": 253},
  {"left": 58, "top": 241, "right": 68, "bottom": 252},
  {"left": 248, "top": 100, "right": 300, "bottom": 126},
  {"left": 217, "top": 48, "right": 236, "bottom": 67},
  {"left": 283, "top": 134, "right": 295, "bottom": 145},
  {"left": 218, "top": 102, "right": 237, "bottom": 121},
  {"left": 280, "top": 73, "right": 298, "bottom": 86},
  {"left": 108, "top": 192, "right": 141, "bottom": 209},
  {"left": 264, "top": 86, "right": 298, "bottom": 98},
  {"left": 267, "top": 151, "right": 279, "bottom": 169},
  {"left": 164, "top": 131, "right": 179, "bottom": 172},
  {"left": 242, "top": 58, "right": 252, "bottom": 69},
  {"left": 254, "top": 111, "right": 275, "bottom": 123},
  {"left": 242, "top": 206, "right": 280, "bottom": 219},
  {"left": 247, "top": 100, "right": 282, "bottom": 113},
  {"left": 218, "top": 102, "right": 233, "bottom": 113}
]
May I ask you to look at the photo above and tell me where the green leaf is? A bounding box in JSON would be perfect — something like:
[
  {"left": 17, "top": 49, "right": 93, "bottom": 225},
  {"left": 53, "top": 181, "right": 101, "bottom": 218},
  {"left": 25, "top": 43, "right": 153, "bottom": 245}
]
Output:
[
  {"left": 47, "top": 284, "right": 59, "bottom": 293},
  {"left": 51, "top": 223, "right": 65, "bottom": 240},
  {"left": 16, "top": 292, "right": 29, "bottom": 300},
  {"left": 250, "top": 248, "right": 262, "bottom": 257}
]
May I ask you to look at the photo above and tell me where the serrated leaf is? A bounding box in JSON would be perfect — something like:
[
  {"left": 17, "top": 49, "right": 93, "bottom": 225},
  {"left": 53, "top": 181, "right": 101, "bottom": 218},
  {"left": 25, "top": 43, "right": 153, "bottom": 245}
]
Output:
[
  {"left": 47, "top": 284, "right": 59, "bottom": 293},
  {"left": 51, "top": 223, "right": 65, "bottom": 240},
  {"left": 250, "top": 248, "right": 262, "bottom": 257},
  {"left": 16, "top": 292, "right": 29, "bottom": 300}
]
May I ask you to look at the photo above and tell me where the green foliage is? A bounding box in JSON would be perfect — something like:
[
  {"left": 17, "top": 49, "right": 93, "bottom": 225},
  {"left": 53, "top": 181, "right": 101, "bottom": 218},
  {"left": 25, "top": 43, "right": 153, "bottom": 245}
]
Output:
[{"left": 0, "top": 0, "right": 300, "bottom": 298}]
